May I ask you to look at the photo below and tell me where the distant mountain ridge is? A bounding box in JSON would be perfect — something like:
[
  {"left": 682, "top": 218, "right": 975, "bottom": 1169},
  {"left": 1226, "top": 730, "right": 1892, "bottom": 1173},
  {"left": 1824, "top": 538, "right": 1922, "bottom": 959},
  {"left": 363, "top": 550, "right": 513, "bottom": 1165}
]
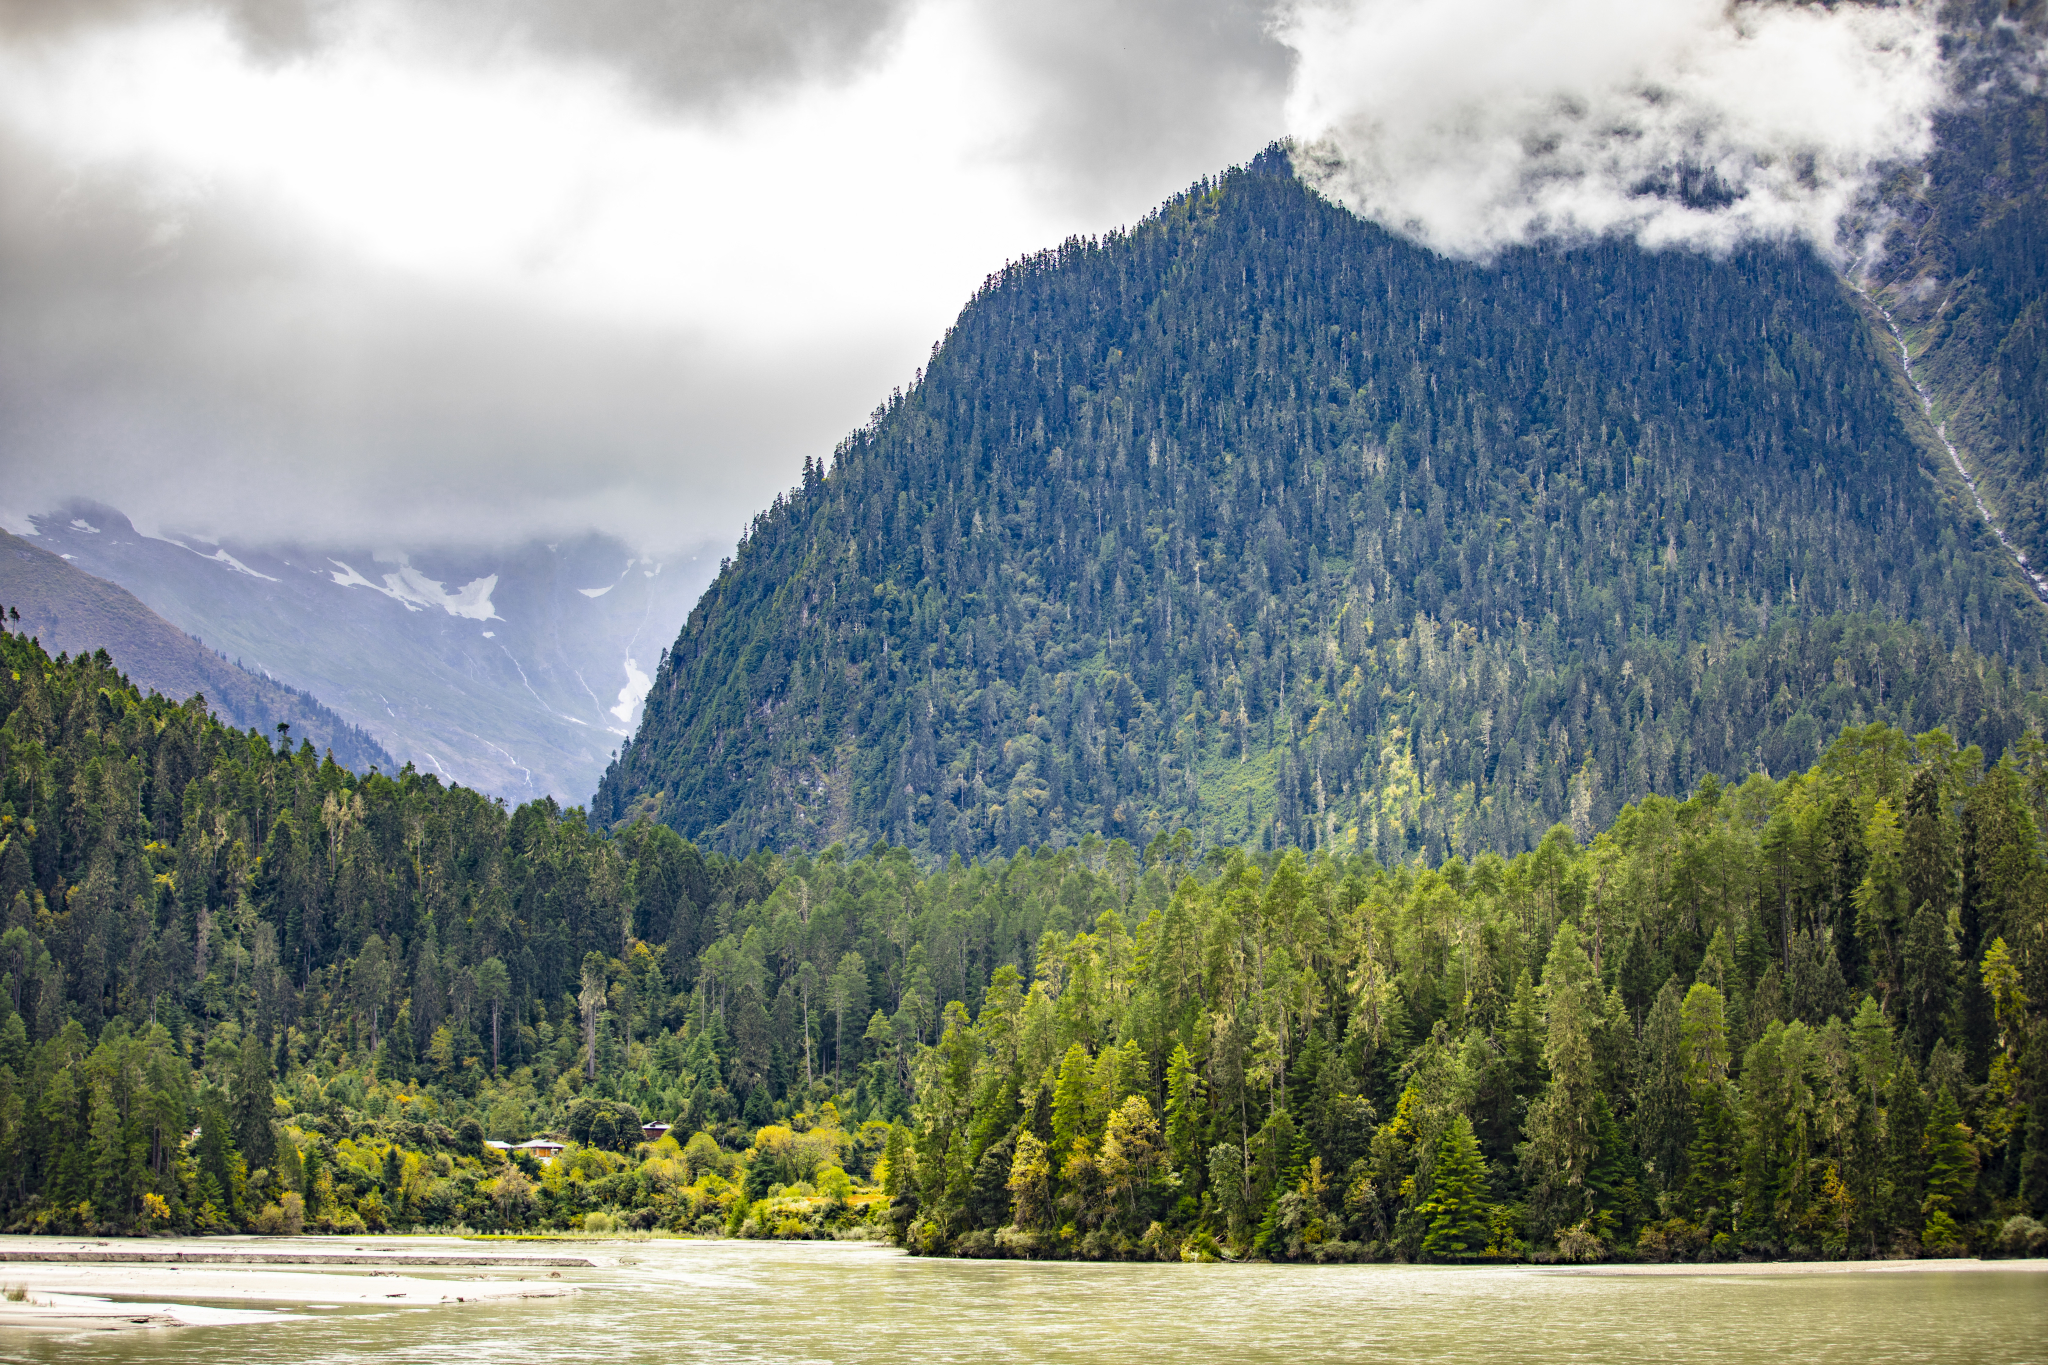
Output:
[
  {"left": 29, "top": 506, "right": 719, "bottom": 803},
  {"left": 598, "top": 146, "right": 2048, "bottom": 863},
  {"left": 0, "top": 528, "right": 392, "bottom": 770}
]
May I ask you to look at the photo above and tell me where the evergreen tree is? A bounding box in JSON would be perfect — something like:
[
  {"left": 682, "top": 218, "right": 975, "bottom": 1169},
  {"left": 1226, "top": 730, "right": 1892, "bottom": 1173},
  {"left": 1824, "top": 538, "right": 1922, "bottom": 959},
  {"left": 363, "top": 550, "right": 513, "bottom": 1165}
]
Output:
[
  {"left": 231, "top": 1028, "right": 275, "bottom": 1171},
  {"left": 1686, "top": 1082, "right": 1742, "bottom": 1231},
  {"left": 1523, "top": 925, "right": 1602, "bottom": 1242},
  {"left": 1634, "top": 979, "right": 1692, "bottom": 1199},
  {"left": 1165, "top": 1041, "right": 1204, "bottom": 1185},
  {"left": 1052, "top": 1043, "right": 1092, "bottom": 1160},
  {"left": 1418, "top": 1116, "right": 1493, "bottom": 1261},
  {"left": 1920, "top": 1087, "right": 1979, "bottom": 1253}
]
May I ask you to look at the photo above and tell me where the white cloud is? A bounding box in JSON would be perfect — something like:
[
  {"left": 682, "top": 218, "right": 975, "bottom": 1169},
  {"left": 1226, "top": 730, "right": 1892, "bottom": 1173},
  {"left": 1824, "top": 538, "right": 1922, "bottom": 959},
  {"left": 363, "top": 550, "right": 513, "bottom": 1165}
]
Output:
[
  {"left": 0, "top": 4, "right": 1053, "bottom": 341},
  {"left": 0, "top": 0, "right": 2007, "bottom": 557},
  {"left": 0, "top": 0, "right": 1289, "bottom": 548},
  {"left": 1278, "top": 0, "right": 1950, "bottom": 259}
]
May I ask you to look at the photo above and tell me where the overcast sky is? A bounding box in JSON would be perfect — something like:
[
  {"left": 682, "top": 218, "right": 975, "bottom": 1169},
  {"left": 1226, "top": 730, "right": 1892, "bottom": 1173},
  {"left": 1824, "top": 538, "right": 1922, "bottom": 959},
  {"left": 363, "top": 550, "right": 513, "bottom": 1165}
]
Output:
[{"left": 0, "top": 0, "right": 1960, "bottom": 554}]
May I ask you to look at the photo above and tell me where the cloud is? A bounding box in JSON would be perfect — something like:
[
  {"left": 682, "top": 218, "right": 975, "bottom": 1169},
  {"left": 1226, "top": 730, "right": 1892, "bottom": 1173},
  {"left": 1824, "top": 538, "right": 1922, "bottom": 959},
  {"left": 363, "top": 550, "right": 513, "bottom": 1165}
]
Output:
[
  {"left": 0, "top": 0, "right": 1292, "bottom": 551},
  {"left": 0, "top": 0, "right": 913, "bottom": 102},
  {"left": 963, "top": 0, "right": 1292, "bottom": 217},
  {"left": 401, "top": 0, "right": 915, "bottom": 110},
  {"left": 0, "top": 119, "right": 899, "bottom": 550},
  {"left": 1278, "top": 0, "right": 1952, "bottom": 260},
  {"left": 1, "top": 0, "right": 2006, "bottom": 561}
]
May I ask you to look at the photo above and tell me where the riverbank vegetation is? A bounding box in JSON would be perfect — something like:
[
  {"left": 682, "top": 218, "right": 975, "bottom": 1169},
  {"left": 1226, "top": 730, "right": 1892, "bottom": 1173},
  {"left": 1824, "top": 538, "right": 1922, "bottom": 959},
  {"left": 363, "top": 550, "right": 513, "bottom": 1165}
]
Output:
[{"left": 0, "top": 628, "right": 2044, "bottom": 1260}]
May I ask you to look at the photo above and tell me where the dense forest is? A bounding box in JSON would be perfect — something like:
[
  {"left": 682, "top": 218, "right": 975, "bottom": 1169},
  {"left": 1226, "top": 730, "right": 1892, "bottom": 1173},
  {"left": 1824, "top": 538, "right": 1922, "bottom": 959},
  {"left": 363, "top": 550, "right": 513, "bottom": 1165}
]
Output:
[
  {"left": 597, "top": 146, "right": 2047, "bottom": 864},
  {"left": 3, "top": 628, "right": 2045, "bottom": 1261}
]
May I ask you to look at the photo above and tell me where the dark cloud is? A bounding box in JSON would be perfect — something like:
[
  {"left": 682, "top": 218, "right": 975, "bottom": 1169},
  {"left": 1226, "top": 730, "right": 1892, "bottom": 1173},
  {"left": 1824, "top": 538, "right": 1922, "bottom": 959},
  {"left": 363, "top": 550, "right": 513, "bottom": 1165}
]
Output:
[
  {"left": 0, "top": 0, "right": 326, "bottom": 57},
  {"left": 0, "top": 126, "right": 895, "bottom": 550},
  {"left": 0, "top": 0, "right": 1294, "bottom": 552},
  {"left": 0, "top": 0, "right": 915, "bottom": 106},
  {"left": 973, "top": 0, "right": 1292, "bottom": 216},
  {"left": 410, "top": 0, "right": 915, "bottom": 109}
]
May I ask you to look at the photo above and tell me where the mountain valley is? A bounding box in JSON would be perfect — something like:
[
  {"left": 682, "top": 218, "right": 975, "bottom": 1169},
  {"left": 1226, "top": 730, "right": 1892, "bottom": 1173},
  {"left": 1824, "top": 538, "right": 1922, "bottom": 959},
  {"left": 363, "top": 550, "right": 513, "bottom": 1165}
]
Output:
[
  {"left": 0, "top": 529, "right": 391, "bottom": 770},
  {"left": 4, "top": 0, "right": 2048, "bottom": 1275},
  {"left": 29, "top": 506, "right": 719, "bottom": 802}
]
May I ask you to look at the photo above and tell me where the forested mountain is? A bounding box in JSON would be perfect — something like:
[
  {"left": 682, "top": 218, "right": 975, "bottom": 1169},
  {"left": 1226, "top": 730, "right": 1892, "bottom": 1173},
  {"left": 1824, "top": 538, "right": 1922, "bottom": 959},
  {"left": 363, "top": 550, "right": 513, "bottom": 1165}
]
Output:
[
  {"left": 1, "top": 628, "right": 2042, "bottom": 1261},
  {"left": 596, "top": 147, "right": 2047, "bottom": 863},
  {"left": 0, "top": 529, "right": 390, "bottom": 772},
  {"left": 1861, "top": 0, "right": 2048, "bottom": 571},
  {"left": 6, "top": 6, "right": 2047, "bottom": 1264}
]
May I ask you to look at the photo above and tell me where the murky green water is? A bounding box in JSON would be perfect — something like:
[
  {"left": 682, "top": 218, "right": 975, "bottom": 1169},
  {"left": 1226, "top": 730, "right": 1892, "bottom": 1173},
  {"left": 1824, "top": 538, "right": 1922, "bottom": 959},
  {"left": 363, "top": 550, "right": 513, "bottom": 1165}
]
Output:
[{"left": 3, "top": 1242, "right": 2044, "bottom": 1365}]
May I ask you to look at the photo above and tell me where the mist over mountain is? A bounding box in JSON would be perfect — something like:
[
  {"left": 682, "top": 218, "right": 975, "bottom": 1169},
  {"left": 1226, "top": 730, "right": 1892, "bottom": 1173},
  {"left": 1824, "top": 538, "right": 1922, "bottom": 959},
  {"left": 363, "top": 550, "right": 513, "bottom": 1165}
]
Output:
[
  {"left": 0, "top": 528, "right": 391, "bottom": 770},
  {"left": 1285, "top": 0, "right": 1950, "bottom": 260},
  {"left": 30, "top": 505, "right": 718, "bottom": 802}
]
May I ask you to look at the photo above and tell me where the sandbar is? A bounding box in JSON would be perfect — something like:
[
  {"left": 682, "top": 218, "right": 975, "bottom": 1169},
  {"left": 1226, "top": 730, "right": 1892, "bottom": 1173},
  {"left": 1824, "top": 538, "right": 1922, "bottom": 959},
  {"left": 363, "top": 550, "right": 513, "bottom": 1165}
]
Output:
[{"left": 0, "top": 1235, "right": 580, "bottom": 1332}]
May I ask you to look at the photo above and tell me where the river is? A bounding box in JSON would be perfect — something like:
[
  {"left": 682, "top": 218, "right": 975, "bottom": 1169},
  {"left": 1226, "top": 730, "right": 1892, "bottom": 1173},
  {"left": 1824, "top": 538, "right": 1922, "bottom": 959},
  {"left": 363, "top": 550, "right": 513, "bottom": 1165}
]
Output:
[{"left": 2, "top": 1240, "right": 2044, "bottom": 1364}]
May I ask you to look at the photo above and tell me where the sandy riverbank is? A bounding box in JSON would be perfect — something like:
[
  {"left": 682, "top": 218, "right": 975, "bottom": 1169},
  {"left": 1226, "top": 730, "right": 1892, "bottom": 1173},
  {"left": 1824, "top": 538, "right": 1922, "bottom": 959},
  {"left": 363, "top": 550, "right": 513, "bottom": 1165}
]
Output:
[{"left": 0, "top": 1235, "right": 584, "bottom": 1332}]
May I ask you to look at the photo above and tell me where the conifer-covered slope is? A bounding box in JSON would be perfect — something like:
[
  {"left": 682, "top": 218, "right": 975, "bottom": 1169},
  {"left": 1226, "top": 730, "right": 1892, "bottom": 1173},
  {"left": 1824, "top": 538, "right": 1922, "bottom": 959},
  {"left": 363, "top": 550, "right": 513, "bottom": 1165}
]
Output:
[
  {"left": 598, "top": 150, "right": 2048, "bottom": 861},
  {"left": 1862, "top": 0, "right": 2048, "bottom": 570}
]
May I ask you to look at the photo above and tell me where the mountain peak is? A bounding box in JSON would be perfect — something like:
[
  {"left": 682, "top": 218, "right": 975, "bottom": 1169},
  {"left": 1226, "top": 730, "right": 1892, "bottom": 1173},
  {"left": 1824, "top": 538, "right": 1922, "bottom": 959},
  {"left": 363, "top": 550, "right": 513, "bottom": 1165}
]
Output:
[{"left": 598, "top": 163, "right": 2046, "bottom": 862}]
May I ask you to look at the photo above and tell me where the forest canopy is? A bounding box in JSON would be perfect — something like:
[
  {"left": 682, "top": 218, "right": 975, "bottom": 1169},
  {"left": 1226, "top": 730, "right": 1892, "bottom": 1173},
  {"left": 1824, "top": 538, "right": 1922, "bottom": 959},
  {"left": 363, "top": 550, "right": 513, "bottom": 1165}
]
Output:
[{"left": 2, "top": 626, "right": 2044, "bottom": 1261}]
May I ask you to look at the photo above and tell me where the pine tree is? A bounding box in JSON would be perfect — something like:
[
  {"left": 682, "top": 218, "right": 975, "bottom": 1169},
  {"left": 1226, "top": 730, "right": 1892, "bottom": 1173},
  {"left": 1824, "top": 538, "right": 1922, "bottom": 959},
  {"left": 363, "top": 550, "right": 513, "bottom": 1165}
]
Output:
[
  {"left": 1920, "top": 1087, "right": 1979, "bottom": 1253},
  {"left": 1419, "top": 1116, "right": 1494, "bottom": 1261},
  {"left": 2022, "top": 1024, "right": 2048, "bottom": 1216},
  {"left": 1165, "top": 1042, "right": 1205, "bottom": 1182},
  {"left": 1634, "top": 979, "right": 1692, "bottom": 1199},
  {"left": 880, "top": 1122, "right": 913, "bottom": 1198},
  {"left": 1052, "top": 1043, "right": 1092, "bottom": 1159},
  {"left": 231, "top": 1028, "right": 275, "bottom": 1170},
  {"left": 1686, "top": 1081, "right": 1742, "bottom": 1229},
  {"left": 1523, "top": 925, "right": 1602, "bottom": 1241}
]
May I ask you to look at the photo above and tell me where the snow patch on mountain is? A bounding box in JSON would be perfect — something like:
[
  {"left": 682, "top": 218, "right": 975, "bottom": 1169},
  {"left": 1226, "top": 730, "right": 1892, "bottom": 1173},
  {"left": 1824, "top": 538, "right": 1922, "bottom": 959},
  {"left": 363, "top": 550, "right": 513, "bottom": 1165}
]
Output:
[
  {"left": 610, "top": 655, "right": 651, "bottom": 727},
  {"left": 195, "top": 546, "right": 278, "bottom": 581},
  {"left": 329, "top": 556, "right": 500, "bottom": 620},
  {"left": 578, "top": 559, "right": 643, "bottom": 599},
  {"left": 33, "top": 502, "right": 719, "bottom": 803}
]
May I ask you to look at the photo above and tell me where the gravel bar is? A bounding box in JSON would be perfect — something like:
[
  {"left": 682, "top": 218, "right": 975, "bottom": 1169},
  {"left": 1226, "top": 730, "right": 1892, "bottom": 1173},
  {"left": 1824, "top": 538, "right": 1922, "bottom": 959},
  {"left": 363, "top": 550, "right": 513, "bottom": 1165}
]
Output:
[{"left": 0, "top": 1250, "right": 593, "bottom": 1266}]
